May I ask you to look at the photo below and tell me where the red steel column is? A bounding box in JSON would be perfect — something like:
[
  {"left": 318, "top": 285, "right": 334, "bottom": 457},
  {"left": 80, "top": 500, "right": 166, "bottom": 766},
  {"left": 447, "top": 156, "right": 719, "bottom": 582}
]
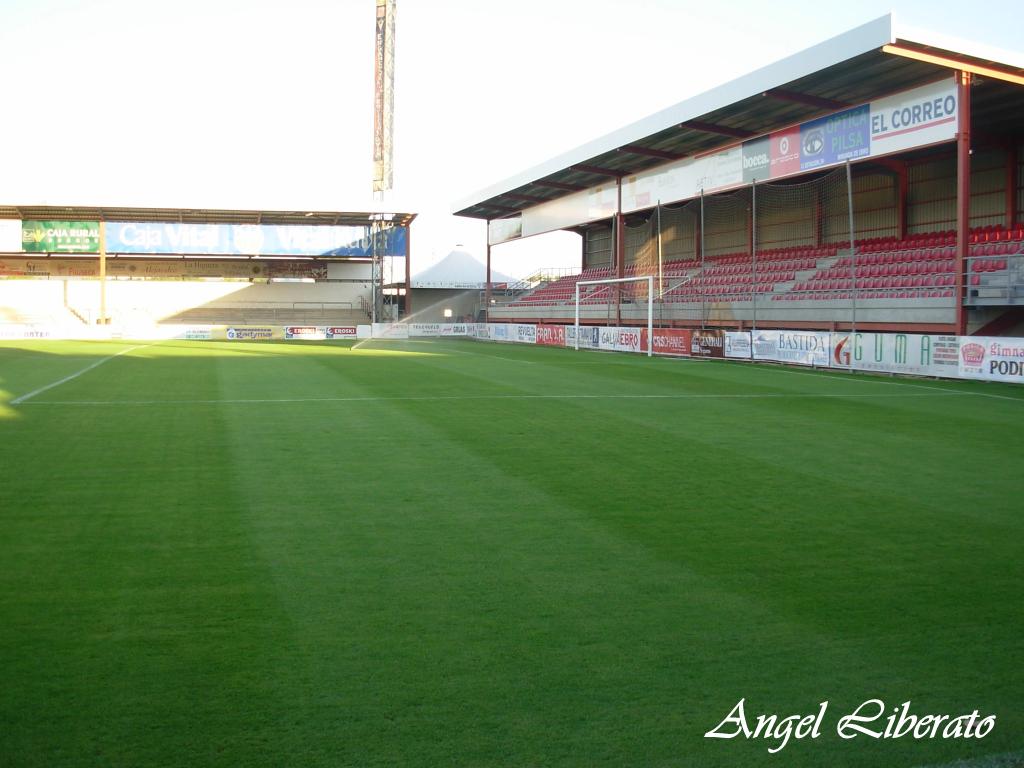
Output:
[
  {"left": 1007, "top": 144, "right": 1019, "bottom": 229},
  {"left": 485, "top": 232, "right": 492, "bottom": 323},
  {"left": 897, "top": 166, "right": 909, "bottom": 240},
  {"left": 955, "top": 71, "right": 972, "bottom": 336},
  {"left": 615, "top": 179, "right": 624, "bottom": 325}
]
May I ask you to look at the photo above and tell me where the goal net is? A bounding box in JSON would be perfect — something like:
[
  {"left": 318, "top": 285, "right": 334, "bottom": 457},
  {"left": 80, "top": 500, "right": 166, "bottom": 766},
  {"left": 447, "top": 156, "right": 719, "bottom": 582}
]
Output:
[{"left": 574, "top": 275, "right": 653, "bottom": 357}]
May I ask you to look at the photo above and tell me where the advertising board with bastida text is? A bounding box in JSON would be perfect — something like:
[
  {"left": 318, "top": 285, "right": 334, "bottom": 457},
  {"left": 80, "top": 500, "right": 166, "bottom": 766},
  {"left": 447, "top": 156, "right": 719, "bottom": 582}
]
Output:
[{"left": 5, "top": 318, "right": 1020, "bottom": 387}]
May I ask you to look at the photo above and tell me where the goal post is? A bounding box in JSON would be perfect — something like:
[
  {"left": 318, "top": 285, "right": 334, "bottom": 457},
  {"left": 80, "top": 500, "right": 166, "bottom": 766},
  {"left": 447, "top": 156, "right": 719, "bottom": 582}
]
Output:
[{"left": 574, "top": 275, "right": 654, "bottom": 357}]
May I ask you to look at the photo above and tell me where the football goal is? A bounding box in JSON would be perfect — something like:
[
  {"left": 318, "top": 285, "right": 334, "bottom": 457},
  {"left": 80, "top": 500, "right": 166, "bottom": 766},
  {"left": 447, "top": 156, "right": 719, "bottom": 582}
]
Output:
[{"left": 574, "top": 275, "right": 654, "bottom": 357}]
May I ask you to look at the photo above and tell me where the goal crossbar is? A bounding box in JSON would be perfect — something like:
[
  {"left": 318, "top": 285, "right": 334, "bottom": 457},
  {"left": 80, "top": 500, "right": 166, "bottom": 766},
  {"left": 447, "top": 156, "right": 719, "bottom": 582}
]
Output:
[{"left": 574, "top": 275, "right": 653, "bottom": 357}]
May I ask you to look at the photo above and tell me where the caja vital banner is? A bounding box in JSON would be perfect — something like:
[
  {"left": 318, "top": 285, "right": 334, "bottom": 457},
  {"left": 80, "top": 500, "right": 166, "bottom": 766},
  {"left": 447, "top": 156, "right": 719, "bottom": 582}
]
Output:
[
  {"left": 831, "top": 332, "right": 959, "bottom": 376},
  {"left": 959, "top": 337, "right": 1024, "bottom": 383},
  {"left": 103, "top": 222, "right": 408, "bottom": 257}
]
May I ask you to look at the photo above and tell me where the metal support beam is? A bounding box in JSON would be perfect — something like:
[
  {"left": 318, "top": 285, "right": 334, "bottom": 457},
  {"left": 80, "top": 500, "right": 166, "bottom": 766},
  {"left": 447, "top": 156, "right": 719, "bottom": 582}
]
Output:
[
  {"left": 533, "top": 179, "right": 584, "bottom": 191},
  {"left": 882, "top": 44, "right": 1024, "bottom": 86},
  {"left": 571, "top": 163, "right": 622, "bottom": 178},
  {"left": 680, "top": 120, "right": 754, "bottom": 139},
  {"left": 762, "top": 88, "right": 851, "bottom": 111},
  {"left": 955, "top": 71, "right": 972, "bottom": 336},
  {"left": 505, "top": 193, "right": 548, "bottom": 204},
  {"left": 618, "top": 145, "right": 684, "bottom": 161}
]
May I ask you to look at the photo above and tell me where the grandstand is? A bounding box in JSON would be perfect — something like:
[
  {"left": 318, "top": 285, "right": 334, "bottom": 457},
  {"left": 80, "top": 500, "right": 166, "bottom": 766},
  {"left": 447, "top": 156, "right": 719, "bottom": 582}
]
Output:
[
  {"left": 0, "top": 206, "right": 415, "bottom": 329},
  {"left": 455, "top": 15, "right": 1024, "bottom": 336}
]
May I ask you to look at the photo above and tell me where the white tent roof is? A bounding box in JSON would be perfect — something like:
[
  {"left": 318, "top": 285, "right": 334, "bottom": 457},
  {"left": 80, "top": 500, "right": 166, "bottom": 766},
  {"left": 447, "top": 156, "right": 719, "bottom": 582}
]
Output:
[{"left": 411, "top": 249, "right": 515, "bottom": 288}]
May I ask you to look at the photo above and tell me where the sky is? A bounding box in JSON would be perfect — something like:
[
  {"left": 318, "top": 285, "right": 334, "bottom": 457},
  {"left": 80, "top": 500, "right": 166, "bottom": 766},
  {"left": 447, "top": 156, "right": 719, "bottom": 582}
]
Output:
[{"left": 0, "top": 0, "right": 1020, "bottom": 279}]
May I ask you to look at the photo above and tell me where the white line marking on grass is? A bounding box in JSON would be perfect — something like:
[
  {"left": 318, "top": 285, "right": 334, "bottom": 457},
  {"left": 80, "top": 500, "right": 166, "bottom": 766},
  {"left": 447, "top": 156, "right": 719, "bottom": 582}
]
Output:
[
  {"left": 20, "top": 391, "right": 969, "bottom": 407},
  {"left": 374, "top": 339, "right": 536, "bottom": 364},
  {"left": 10, "top": 344, "right": 152, "bottom": 405},
  {"left": 755, "top": 363, "right": 1024, "bottom": 403},
  {"left": 651, "top": 356, "right": 1024, "bottom": 404}
]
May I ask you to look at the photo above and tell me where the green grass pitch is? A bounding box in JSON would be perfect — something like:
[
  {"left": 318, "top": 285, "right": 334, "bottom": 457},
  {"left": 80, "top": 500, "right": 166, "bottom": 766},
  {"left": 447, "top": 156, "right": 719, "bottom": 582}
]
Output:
[{"left": 1, "top": 338, "right": 1021, "bottom": 767}]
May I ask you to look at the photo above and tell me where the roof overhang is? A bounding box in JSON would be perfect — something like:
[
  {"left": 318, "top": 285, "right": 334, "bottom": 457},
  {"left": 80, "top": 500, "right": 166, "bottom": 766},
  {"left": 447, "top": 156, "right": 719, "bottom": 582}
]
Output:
[
  {"left": 453, "top": 14, "right": 1024, "bottom": 221},
  {"left": 0, "top": 205, "right": 416, "bottom": 228}
]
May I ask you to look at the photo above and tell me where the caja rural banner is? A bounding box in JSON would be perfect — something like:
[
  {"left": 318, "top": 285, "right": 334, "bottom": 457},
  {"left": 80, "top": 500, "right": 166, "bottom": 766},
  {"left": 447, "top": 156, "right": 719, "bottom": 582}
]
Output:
[
  {"left": 831, "top": 332, "right": 959, "bottom": 376},
  {"left": 752, "top": 330, "right": 831, "bottom": 366},
  {"left": 958, "top": 337, "right": 1024, "bottom": 383},
  {"left": 21, "top": 221, "right": 100, "bottom": 253}
]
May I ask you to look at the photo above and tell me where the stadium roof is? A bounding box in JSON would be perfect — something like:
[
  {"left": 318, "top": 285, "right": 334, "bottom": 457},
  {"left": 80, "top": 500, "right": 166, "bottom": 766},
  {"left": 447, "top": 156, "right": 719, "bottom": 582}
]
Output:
[
  {"left": 0, "top": 205, "right": 416, "bottom": 228},
  {"left": 453, "top": 14, "right": 1024, "bottom": 221}
]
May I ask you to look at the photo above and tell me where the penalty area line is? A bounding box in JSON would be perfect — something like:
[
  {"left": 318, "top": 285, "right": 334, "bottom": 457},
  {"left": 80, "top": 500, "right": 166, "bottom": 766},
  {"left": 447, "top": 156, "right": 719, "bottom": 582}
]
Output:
[
  {"left": 10, "top": 343, "right": 154, "bottom": 405},
  {"left": 18, "top": 391, "right": 971, "bottom": 407}
]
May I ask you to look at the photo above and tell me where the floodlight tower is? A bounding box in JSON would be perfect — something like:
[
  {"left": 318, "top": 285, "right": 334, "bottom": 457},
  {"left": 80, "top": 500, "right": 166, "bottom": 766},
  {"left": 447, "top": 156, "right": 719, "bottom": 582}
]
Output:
[{"left": 371, "top": 0, "right": 396, "bottom": 322}]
